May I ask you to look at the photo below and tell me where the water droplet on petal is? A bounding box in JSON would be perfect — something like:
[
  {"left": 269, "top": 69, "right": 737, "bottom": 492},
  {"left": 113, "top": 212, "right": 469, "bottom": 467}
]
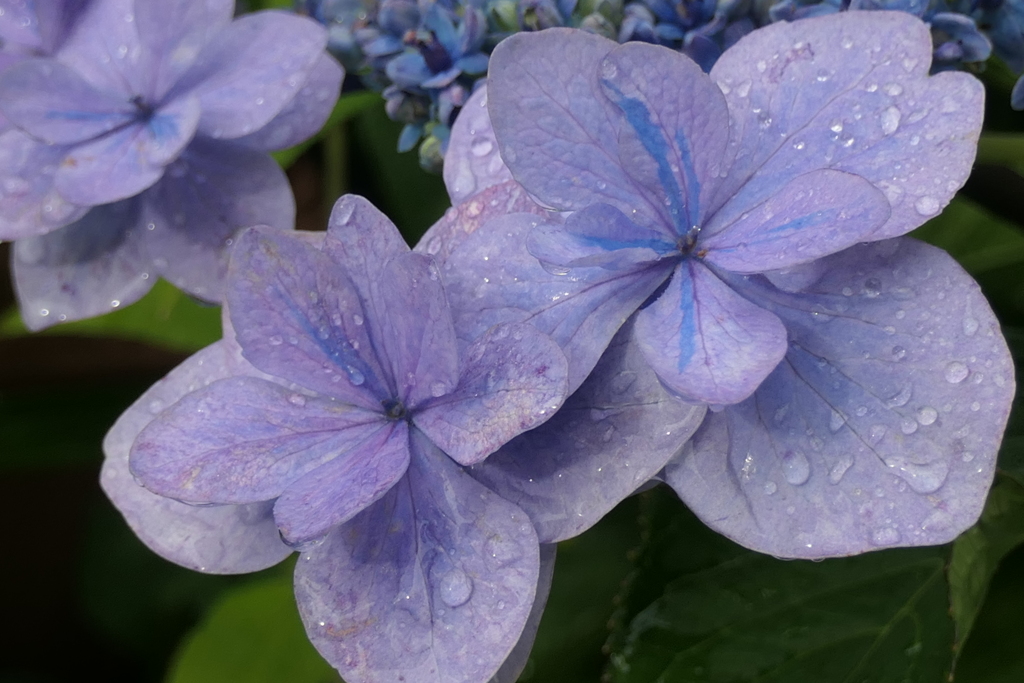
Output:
[
  {"left": 764, "top": 481, "right": 777, "bottom": 495},
  {"left": 914, "top": 196, "right": 940, "bottom": 216},
  {"left": 829, "top": 455, "right": 854, "bottom": 484},
  {"left": 871, "top": 527, "right": 900, "bottom": 546},
  {"left": 962, "top": 317, "right": 979, "bottom": 336},
  {"left": 430, "top": 381, "right": 447, "bottom": 398},
  {"left": 439, "top": 568, "right": 473, "bottom": 608},
  {"left": 485, "top": 535, "right": 521, "bottom": 567},
  {"left": 944, "top": 361, "right": 968, "bottom": 384},
  {"left": 916, "top": 406, "right": 937, "bottom": 426},
  {"left": 781, "top": 451, "right": 810, "bottom": 486},
  {"left": 885, "top": 384, "right": 912, "bottom": 408},
  {"left": 288, "top": 393, "right": 306, "bottom": 407},
  {"left": 470, "top": 138, "right": 493, "bottom": 157}
]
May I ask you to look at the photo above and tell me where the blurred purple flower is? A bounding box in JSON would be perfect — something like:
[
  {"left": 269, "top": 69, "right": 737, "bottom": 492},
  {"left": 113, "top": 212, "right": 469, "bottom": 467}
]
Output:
[
  {"left": 0, "top": 0, "right": 342, "bottom": 328},
  {"left": 434, "top": 14, "right": 1014, "bottom": 557},
  {"left": 103, "top": 194, "right": 569, "bottom": 683}
]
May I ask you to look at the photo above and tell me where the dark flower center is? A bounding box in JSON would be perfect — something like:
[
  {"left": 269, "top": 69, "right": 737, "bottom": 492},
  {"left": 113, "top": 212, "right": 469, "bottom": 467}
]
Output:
[
  {"left": 131, "top": 95, "right": 155, "bottom": 121},
  {"left": 382, "top": 398, "right": 407, "bottom": 420}
]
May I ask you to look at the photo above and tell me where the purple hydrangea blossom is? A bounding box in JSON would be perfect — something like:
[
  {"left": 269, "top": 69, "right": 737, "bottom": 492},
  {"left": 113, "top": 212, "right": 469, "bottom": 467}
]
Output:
[
  {"left": 102, "top": 194, "right": 570, "bottom": 683},
  {"left": 0, "top": 0, "right": 342, "bottom": 329},
  {"left": 434, "top": 13, "right": 1014, "bottom": 557}
]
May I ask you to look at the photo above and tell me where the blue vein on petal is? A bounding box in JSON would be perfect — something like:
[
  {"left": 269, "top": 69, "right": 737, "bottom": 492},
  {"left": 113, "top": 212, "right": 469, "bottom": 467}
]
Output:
[
  {"left": 600, "top": 79, "right": 696, "bottom": 235},
  {"left": 574, "top": 233, "right": 676, "bottom": 254},
  {"left": 711, "top": 209, "right": 837, "bottom": 254},
  {"left": 676, "top": 264, "right": 697, "bottom": 371}
]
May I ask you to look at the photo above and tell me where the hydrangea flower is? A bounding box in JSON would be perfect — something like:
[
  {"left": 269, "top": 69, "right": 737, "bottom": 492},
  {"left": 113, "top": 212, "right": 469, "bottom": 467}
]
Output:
[
  {"left": 102, "top": 194, "right": 570, "bottom": 683},
  {"left": 436, "top": 13, "right": 1014, "bottom": 556},
  {"left": 0, "top": 0, "right": 342, "bottom": 328}
]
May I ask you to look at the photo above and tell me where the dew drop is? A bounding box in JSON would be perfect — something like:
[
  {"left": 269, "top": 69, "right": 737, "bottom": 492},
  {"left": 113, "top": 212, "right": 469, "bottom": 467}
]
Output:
[
  {"left": 430, "top": 381, "right": 447, "bottom": 398},
  {"left": 829, "top": 455, "right": 854, "bottom": 484},
  {"left": 962, "top": 317, "right": 979, "bottom": 336},
  {"left": 781, "top": 451, "right": 811, "bottom": 486},
  {"left": 870, "top": 527, "right": 900, "bottom": 546},
  {"left": 830, "top": 120, "right": 843, "bottom": 133},
  {"left": 353, "top": 314, "right": 364, "bottom": 326},
  {"left": 439, "top": 568, "right": 473, "bottom": 608},
  {"left": 148, "top": 399, "right": 164, "bottom": 414},
  {"left": 764, "top": 481, "right": 777, "bottom": 495},
  {"left": 891, "top": 345, "right": 906, "bottom": 361},
  {"left": 916, "top": 406, "right": 937, "bottom": 426},
  {"left": 886, "top": 456, "right": 949, "bottom": 494},
  {"left": 885, "top": 384, "right": 912, "bottom": 407},
  {"left": 880, "top": 106, "right": 901, "bottom": 135},
  {"left": 345, "top": 366, "right": 366, "bottom": 386},
  {"left": 288, "top": 393, "right": 306, "bottom": 407},
  {"left": 756, "top": 60, "right": 767, "bottom": 72},
  {"left": 900, "top": 418, "right": 918, "bottom": 435},
  {"left": 914, "top": 196, "right": 940, "bottom": 216},
  {"left": 485, "top": 535, "right": 521, "bottom": 567},
  {"left": 868, "top": 424, "right": 887, "bottom": 444},
  {"left": 269, "top": 335, "right": 283, "bottom": 346},
  {"left": 470, "top": 138, "right": 493, "bottom": 157},
  {"left": 944, "top": 361, "right": 968, "bottom": 384},
  {"left": 829, "top": 410, "right": 846, "bottom": 432}
]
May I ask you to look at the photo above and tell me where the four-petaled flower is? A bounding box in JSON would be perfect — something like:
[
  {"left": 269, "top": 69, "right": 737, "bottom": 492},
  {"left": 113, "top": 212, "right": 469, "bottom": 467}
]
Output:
[
  {"left": 103, "top": 195, "right": 569, "bottom": 683},
  {"left": 0, "top": 0, "right": 342, "bottom": 328}
]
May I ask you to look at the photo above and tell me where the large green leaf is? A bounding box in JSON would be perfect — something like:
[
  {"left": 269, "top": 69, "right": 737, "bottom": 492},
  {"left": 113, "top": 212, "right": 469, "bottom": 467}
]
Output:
[
  {"left": 0, "top": 279, "right": 221, "bottom": 352},
  {"left": 166, "top": 576, "right": 340, "bottom": 683},
  {"left": 605, "top": 488, "right": 954, "bottom": 683},
  {"left": 949, "top": 475, "right": 1024, "bottom": 652}
]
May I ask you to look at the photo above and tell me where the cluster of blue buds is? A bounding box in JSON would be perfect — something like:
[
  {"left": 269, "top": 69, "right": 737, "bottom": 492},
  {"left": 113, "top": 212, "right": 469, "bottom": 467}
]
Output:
[{"left": 301, "top": 0, "right": 1024, "bottom": 170}]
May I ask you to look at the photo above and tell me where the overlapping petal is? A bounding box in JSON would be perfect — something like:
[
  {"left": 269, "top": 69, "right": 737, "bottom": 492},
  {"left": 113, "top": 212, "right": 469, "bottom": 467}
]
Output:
[
  {"left": 294, "top": 430, "right": 540, "bottom": 683},
  {"left": 0, "top": 130, "right": 86, "bottom": 240},
  {"left": 528, "top": 203, "right": 675, "bottom": 270},
  {"left": 597, "top": 41, "right": 732, "bottom": 233},
  {"left": 635, "top": 259, "right": 788, "bottom": 405},
  {"left": 232, "top": 53, "right": 343, "bottom": 152},
  {"left": 487, "top": 29, "right": 664, "bottom": 225},
  {"left": 172, "top": 11, "right": 327, "bottom": 140},
  {"left": 471, "top": 317, "right": 706, "bottom": 542},
  {"left": 377, "top": 252, "right": 460, "bottom": 408},
  {"left": 273, "top": 420, "right": 411, "bottom": 547},
  {"left": 130, "top": 375, "right": 386, "bottom": 505},
  {"left": 139, "top": 138, "right": 294, "bottom": 301},
  {"left": 101, "top": 342, "right": 292, "bottom": 574},
  {"left": 442, "top": 213, "right": 671, "bottom": 393},
  {"left": 416, "top": 180, "right": 546, "bottom": 264},
  {"left": 708, "top": 11, "right": 983, "bottom": 240},
  {"left": 227, "top": 226, "right": 390, "bottom": 408},
  {"left": 11, "top": 198, "right": 152, "bottom": 330},
  {"left": 0, "top": 58, "right": 136, "bottom": 144},
  {"left": 701, "top": 169, "right": 891, "bottom": 273},
  {"left": 133, "top": 0, "right": 234, "bottom": 101},
  {"left": 665, "top": 239, "right": 1014, "bottom": 558},
  {"left": 54, "top": 95, "right": 201, "bottom": 205},
  {"left": 442, "top": 84, "right": 514, "bottom": 205},
  {"left": 414, "top": 322, "right": 568, "bottom": 466},
  {"left": 54, "top": 0, "right": 148, "bottom": 99}
]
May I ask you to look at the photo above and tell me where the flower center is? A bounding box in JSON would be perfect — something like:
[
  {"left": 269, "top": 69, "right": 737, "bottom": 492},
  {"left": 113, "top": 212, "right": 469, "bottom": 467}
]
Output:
[
  {"left": 382, "top": 398, "right": 407, "bottom": 420},
  {"left": 130, "top": 95, "right": 155, "bottom": 121},
  {"left": 676, "top": 225, "right": 701, "bottom": 256}
]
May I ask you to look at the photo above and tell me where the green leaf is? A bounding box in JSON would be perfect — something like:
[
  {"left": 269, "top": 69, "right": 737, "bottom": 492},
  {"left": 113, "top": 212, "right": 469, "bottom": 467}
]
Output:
[
  {"left": 949, "top": 475, "right": 1024, "bottom": 651},
  {"left": 976, "top": 133, "right": 1024, "bottom": 170},
  {"left": 0, "top": 279, "right": 221, "bottom": 353},
  {"left": 272, "top": 91, "right": 380, "bottom": 170},
  {"left": 166, "top": 576, "right": 340, "bottom": 683},
  {"left": 605, "top": 487, "right": 954, "bottom": 683},
  {"left": 911, "top": 196, "right": 1024, "bottom": 276}
]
